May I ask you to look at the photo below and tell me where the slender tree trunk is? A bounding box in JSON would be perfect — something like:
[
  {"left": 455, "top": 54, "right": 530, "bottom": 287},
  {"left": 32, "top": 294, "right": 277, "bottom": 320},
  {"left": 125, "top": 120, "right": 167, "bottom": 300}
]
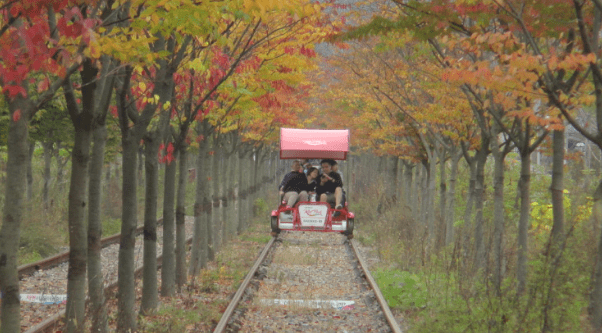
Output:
[
  {"left": 235, "top": 150, "right": 243, "bottom": 234},
  {"left": 386, "top": 156, "right": 398, "bottom": 207},
  {"left": 222, "top": 151, "right": 232, "bottom": 243},
  {"left": 403, "top": 162, "right": 414, "bottom": 217},
  {"left": 55, "top": 141, "right": 67, "bottom": 189},
  {"left": 26, "top": 141, "right": 34, "bottom": 201},
  {"left": 439, "top": 151, "right": 447, "bottom": 243},
  {"left": 589, "top": 181, "right": 602, "bottom": 329},
  {"left": 140, "top": 136, "right": 160, "bottom": 313},
  {"left": 238, "top": 150, "right": 249, "bottom": 233},
  {"left": 225, "top": 152, "right": 235, "bottom": 241},
  {"left": 0, "top": 98, "right": 30, "bottom": 333},
  {"left": 550, "top": 129, "right": 565, "bottom": 241},
  {"left": 517, "top": 149, "right": 532, "bottom": 296},
  {"left": 491, "top": 132, "right": 506, "bottom": 295},
  {"left": 249, "top": 152, "right": 257, "bottom": 224},
  {"left": 212, "top": 141, "right": 222, "bottom": 253},
  {"left": 88, "top": 123, "right": 108, "bottom": 333},
  {"left": 175, "top": 146, "right": 188, "bottom": 287},
  {"left": 228, "top": 152, "right": 238, "bottom": 237},
  {"left": 64, "top": 64, "right": 97, "bottom": 333},
  {"left": 161, "top": 149, "right": 177, "bottom": 297},
  {"left": 428, "top": 153, "right": 437, "bottom": 241},
  {"left": 473, "top": 146, "right": 488, "bottom": 273},
  {"left": 419, "top": 165, "right": 428, "bottom": 226},
  {"left": 117, "top": 138, "right": 139, "bottom": 332},
  {"left": 189, "top": 125, "right": 210, "bottom": 276},
  {"left": 445, "top": 150, "right": 461, "bottom": 247},
  {"left": 208, "top": 137, "right": 216, "bottom": 261},
  {"left": 43, "top": 141, "right": 53, "bottom": 209},
  {"left": 463, "top": 159, "right": 477, "bottom": 258}
]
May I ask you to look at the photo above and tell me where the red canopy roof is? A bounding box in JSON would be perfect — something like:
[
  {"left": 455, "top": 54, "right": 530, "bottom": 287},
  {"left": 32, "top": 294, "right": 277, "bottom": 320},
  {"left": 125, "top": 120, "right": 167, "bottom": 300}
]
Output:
[{"left": 280, "top": 128, "right": 349, "bottom": 160}]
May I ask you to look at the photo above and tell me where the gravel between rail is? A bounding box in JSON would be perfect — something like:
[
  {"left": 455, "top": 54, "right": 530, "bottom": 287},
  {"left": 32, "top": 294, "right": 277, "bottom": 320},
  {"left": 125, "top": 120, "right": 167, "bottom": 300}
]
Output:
[{"left": 225, "top": 231, "right": 397, "bottom": 332}]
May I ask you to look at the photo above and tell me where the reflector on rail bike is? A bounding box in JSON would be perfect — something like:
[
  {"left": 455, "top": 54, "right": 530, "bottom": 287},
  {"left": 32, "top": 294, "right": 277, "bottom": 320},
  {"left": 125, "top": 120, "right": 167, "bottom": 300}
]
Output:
[{"left": 271, "top": 128, "right": 355, "bottom": 238}]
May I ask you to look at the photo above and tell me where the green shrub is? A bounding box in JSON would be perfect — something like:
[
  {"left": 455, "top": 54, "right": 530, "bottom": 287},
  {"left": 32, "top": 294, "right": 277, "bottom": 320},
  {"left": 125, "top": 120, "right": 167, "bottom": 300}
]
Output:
[
  {"left": 375, "top": 269, "right": 428, "bottom": 309},
  {"left": 102, "top": 217, "right": 121, "bottom": 236},
  {"left": 253, "top": 197, "right": 268, "bottom": 217}
]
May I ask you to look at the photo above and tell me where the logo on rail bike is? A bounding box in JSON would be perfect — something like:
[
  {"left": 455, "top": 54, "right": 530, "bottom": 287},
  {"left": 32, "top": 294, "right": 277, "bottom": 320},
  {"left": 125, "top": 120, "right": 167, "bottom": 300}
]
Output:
[
  {"left": 299, "top": 204, "right": 327, "bottom": 226},
  {"left": 303, "top": 208, "right": 323, "bottom": 217},
  {"left": 303, "top": 140, "right": 326, "bottom": 146}
]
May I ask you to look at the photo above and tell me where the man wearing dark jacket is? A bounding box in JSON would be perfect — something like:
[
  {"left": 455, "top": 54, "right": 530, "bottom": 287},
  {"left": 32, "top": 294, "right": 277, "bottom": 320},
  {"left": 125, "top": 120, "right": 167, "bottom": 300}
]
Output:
[
  {"left": 316, "top": 159, "right": 344, "bottom": 211},
  {"left": 282, "top": 171, "right": 310, "bottom": 208},
  {"left": 279, "top": 160, "right": 301, "bottom": 199}
]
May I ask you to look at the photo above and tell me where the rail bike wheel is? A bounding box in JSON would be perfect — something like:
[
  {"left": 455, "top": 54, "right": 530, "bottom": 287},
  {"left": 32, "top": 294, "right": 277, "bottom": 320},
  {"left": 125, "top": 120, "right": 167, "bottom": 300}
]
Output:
[
  {"left": 346, "top": 218, "right": 354, "bottom": 239},
  {"left": 271, "top": 215, "right": 280, "bottom": 235}
]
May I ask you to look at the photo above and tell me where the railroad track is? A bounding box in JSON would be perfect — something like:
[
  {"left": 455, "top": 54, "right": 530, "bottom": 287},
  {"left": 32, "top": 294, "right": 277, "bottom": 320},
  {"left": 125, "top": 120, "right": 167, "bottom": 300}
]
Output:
[
  {"left": 214, "top": 231, "right": 403, "bottom": 333},
  {"left": 18, "top": 216, "right": 195, "bottom": 333}
]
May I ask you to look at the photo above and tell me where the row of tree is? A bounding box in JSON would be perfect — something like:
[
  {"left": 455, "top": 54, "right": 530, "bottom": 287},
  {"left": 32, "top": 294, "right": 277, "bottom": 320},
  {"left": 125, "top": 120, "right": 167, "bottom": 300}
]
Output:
[
  {"left": 312, "top": 0, "right": 602, "bottom": 330},
  {"left": 0, "top": 1, "right": 342, "bottom": 332}
]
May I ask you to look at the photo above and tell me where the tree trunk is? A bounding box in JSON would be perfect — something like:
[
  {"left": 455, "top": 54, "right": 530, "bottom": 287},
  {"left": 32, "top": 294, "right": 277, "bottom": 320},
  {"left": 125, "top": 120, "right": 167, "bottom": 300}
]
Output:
[
  {"left": 403, "top": 162, "right": 414, "bottom": 217},
  {"left": 140, "top": 136, "right": 160, "bottom": 313},
  {"left": 238, "top": 149, "right": 250, "bottom": 235},
  {"left": 249, "top": 152, "right": 258, "bottom": 223},
  {"left": 428, "top": 152, "right": 437, "bottom": 241},
  {"left": 88, "top": 122, "right": 108, "bottom": 333},
  {"left": 445, "top": 150, "right": 461, "bottom": 247},
  {"left": 212, "top": 140, "right": 223, "bottom": 253},
  {"left": 463, "top": 159, "right": 477, "bottom": 258},
  {"left": 419, "top": 165, "right": 428, "bottom": 226},
  {"left": 235, "top": 150, "right": 242, "bottom": 234},
  {"left": 473, "top": 146, "right": 488, "bottom": 273},
  {"left": 517, "top": 149, "right": 532, "bottom": 296},
  {"left": 225, "top": 151, "right": 235, "bottom": 241},
  {"left": 208, "top": 137, "right": 216, "bottom": 261},
  {"left": 228, "top": 152, "right": 240, "bottom": 236},
  {"left": 439, "top": 150, "right": 447, "bottom": 243},
  {"left": 26, "top": 141, "right": 34, "bottom": 201},
  {"left": 386, "top": 156, "right": 398, "bottom": 207},
  {"left": 550, "top": 129, "right": 565, "bottom": 241},
  {"left": 491, "top": 132, "right": 506, "bottom": 295},
  {"left": 117, "top": 138, "right": 139, "bottom": 332},
  {"left": 222, "top": 150, "right": 232, "bottom": 243},
  {"left": 175, "top": 146, "right": 188, "bottom": 288},
  {"left": 0, "top": 97, "right": 30, "bottom": 333},
  {"left": 161, "top": 147, "right": 177, "bottom": 297},
  {"left": 42, "top": 141, "right": 53, "bottom": 209},
  {"left": 64, "top": 64, "right": 97, "bottom": 333},
  {"left": 589, "top": 181, "right": 602, "bottom": 329},
  {"left": 189, "top": 124, "right": 210, "bottom": 276},
  {"left": 65, "top": 127, "right": 92, "bottom": 333}
]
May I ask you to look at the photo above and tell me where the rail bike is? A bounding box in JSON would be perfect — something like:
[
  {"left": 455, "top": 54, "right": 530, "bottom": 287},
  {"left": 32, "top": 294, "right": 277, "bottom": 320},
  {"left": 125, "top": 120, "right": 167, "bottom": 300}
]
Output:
[{"left": 270, "top": 128, "right": 354, "bottom": 238}]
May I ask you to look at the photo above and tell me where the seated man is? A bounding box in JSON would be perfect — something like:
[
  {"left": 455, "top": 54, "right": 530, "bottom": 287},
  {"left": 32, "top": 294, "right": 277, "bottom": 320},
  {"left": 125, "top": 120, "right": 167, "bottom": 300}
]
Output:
[
  {"left": 281, "top": 171, "right": 311, "bottom": 210},
  {"left": 279, "top": 160, "right": 302, "bottom": 200},
  {"left": 316, "top": 159, "right": 344, "bottom": 213}
]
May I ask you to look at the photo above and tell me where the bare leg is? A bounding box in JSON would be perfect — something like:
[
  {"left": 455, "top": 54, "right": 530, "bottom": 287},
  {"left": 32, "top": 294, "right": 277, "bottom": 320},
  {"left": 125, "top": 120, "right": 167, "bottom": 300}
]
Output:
[
  {"left": 298, "top": 191, "right": 309, "bottom": 202},
  {"left": 334, "top": 187, "right": 343, "bottom": 207},
  {"left": 320, "top": 193, "right": 328, "bottom": 202}
]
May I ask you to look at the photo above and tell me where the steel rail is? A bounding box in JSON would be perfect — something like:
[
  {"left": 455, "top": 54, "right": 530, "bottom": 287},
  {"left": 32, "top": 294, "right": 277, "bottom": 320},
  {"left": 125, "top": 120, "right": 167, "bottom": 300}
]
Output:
[
  {"left": 350, "top": 238, "right": 403, "bottom": 333},
  {"left": 213, "top": 236, "right": 276, "bottom": 333},
  {"left": 17, "top": 220, "right": 163, "bottom": 279},
  {"left": 213, "top": 235, "right": 402, "bottom": 333},
  {"left": 24, "top": 233, "right": 194, "bottom": 333}
]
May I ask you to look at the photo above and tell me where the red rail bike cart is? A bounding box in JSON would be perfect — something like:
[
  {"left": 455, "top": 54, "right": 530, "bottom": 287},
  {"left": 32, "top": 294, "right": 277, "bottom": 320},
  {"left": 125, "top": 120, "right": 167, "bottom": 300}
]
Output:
[{"left": 271, "top": 128, "right": 355, "bottom": 238}]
